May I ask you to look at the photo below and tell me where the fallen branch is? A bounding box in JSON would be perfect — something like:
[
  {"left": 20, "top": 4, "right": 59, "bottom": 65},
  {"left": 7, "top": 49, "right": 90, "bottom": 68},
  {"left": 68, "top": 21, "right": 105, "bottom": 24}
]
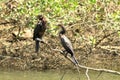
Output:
[
  {"left": 60, "top": 71, "right": 67, "bottom": 80},
  {"left": 78, "top": 64, "right": 120, "bottom": 75},
  {"left": 45, "top": 43, "right": 120, "bottom": 75},
  {"left": 95, "top": 30, "right": 120, "bottom": 47},
  {"left": 86, "top": 68, "right": 90, "bottom": 80},
  {"left": 98, "top": 46, "right": 120, "bottom": 56},
  {"left": 0, "top": 21, "right": 15, "bottom": 25},
  {"left": 0, "top": 55, "right": 21, "bottom": 64},
  {"left": 38, "top": 39, "right": 120, "bottom": 80}
]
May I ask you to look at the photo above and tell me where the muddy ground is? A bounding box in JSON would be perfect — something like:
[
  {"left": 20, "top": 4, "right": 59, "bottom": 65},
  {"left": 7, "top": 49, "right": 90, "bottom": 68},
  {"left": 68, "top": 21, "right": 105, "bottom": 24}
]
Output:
[{"left": 0, "top": 24, "right": 120, "bottom": 71}]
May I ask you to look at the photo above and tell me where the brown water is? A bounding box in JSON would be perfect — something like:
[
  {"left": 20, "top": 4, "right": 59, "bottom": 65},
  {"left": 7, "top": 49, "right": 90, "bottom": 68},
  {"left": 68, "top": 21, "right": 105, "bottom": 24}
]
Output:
[{"left": 0, "top": 70, "right": 120, "bottom": 80}]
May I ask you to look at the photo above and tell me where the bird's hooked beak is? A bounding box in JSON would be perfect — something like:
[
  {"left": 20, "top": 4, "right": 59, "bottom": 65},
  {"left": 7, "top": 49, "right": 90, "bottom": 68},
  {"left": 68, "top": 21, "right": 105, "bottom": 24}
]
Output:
[{"left": 57, "top": 24, "right": 66, "bottom": 34}]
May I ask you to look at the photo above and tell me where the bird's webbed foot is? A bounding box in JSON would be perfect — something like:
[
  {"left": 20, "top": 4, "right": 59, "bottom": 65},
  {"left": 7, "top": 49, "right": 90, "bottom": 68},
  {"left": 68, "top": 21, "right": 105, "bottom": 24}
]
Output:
[
  {"left": 63, "top": 50, "right": 68, "bottom": 58},
  {"left": 65, "top": 53, "right": 68, "bottom": 58}
]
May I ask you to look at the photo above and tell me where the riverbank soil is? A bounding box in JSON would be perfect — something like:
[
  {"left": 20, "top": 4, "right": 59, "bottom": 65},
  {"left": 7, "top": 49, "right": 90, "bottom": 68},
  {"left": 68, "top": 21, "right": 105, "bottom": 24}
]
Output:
[{"left": 0, "top": 24, "right": 120, "bottom": 71}]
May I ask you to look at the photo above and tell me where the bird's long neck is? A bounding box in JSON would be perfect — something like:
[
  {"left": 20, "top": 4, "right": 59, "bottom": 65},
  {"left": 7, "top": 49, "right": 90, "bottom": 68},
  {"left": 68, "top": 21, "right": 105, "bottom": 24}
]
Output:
[{"left": 60, "top": 26, "right": 66, "bottom": 34}]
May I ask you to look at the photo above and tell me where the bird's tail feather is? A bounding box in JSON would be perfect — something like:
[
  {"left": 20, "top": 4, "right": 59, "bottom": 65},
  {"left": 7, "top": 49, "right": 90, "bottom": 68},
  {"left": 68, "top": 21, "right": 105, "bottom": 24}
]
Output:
[
  {"left": 35, "top": 40, "right": 40, "bottom": 53},
  {"left": 71, "top": 56, "right": 78, "bottom": 65}
]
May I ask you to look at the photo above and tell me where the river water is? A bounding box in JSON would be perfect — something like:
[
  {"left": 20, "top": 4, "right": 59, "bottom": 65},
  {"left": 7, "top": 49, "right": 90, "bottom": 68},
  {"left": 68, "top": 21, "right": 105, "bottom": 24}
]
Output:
[{"left": 0, "top": 70, "right": 120, "bottom": 80}]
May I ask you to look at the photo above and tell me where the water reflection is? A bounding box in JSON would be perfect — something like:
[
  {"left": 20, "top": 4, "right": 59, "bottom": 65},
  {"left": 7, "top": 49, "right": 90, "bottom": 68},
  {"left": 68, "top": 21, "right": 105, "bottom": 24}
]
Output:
[{"left": 0, "top": 70, "right": 120, "bottom": 80}]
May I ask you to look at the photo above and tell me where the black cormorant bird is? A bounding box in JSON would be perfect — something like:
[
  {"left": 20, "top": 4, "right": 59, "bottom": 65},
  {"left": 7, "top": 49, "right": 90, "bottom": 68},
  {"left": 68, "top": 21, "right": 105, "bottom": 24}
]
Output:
[
  {"left": 33, "top": 15, "right": 47, "bottom": 53},
  {"left": 58, "top": 24, "right": 78, "bottom": 64}
]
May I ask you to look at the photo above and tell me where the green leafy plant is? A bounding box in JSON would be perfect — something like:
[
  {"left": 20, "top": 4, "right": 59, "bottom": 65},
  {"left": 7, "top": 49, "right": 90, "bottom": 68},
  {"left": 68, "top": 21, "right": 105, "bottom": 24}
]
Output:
[{"left": 89, "top": 36, "right": 96, "bottom": 47}]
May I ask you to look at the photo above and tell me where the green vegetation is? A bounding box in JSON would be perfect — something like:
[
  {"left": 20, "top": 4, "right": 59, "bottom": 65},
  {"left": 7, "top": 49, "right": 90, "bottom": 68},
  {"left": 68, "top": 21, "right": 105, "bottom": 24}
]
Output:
[
  {"left": 0, "top": 0, "right": 120, "bottom": 37},
  {"left": 0, "top": 0, "right": 78, "bottom": 27}
]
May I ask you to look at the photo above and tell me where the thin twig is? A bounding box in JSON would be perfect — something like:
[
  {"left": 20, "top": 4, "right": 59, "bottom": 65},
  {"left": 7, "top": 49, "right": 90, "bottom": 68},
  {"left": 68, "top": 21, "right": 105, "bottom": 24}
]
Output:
[
  {"left": 86, "top": 68, "right": 90, "bottom": 80},
  {"left": 60, "top": 71, "right": 67, "bottom": 80},
  {"left": 95, "top": 30, "right": 120, "bottom": 47},
  {"left": 77, "top": 64, "right": 120, "bottom": 75}
]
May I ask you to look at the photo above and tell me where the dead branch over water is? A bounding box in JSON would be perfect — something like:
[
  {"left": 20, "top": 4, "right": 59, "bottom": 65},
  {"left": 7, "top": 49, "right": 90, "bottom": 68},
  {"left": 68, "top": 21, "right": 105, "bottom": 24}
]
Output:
[{"left": 53, "top": 48, "right": 120, "bottom": 80}]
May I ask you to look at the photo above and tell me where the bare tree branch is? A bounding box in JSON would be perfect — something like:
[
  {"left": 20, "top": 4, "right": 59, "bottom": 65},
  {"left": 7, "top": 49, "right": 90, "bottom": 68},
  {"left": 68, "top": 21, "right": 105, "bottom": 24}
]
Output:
[
  {"left": 77, "top": 64, "right": 120, "bottom": 75},
  {"left": 95, "top": 30, "right": 120, "bottom": 47},
  {"left": 37, "top": 39, "right": 120, "bottom": 80},
  {"left": 86, "top": 68, "right": 90, "bottom": 80},
  {"left": 60, "top": 71, "right": 67, "bottom": 80}
]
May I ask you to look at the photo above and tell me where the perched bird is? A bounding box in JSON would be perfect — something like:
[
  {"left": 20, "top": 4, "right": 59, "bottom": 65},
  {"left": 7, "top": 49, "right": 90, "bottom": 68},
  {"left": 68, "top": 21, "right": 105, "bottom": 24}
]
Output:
[
  {"left": 33, "top": 15, "right": 47, "bottom": 53},
  {"left": 58, "top": 24, "right": 78, "bottom": 64}
]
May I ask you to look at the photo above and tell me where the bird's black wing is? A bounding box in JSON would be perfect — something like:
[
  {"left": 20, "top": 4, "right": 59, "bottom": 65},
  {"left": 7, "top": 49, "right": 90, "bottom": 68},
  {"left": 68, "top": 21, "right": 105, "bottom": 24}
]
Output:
[
  {"left": 60, "top": 35, "right": 74, "bottom": 54},
  {"left": 33, "top": 23, "right": 42, "bottom": 40},
  {"left": 60, "top": 35, "right": 78, "bottom": 64}
]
